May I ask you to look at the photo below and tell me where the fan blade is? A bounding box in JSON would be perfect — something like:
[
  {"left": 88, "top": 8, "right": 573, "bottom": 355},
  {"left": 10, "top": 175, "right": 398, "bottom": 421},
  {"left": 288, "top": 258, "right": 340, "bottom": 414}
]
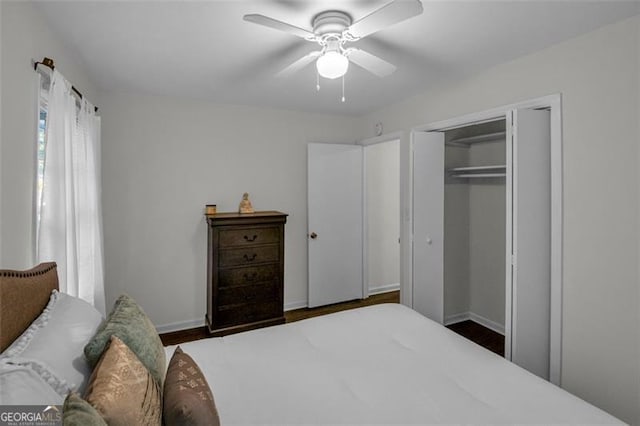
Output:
[
  {"left": 347, "top": 0, "right": 423, "bottom": 39},
  {"left": 276, "top": 51, "right": 321, "bottom": 78},
  {"left": 346, "top": 48, "right": 396, "bottom": 77},
  {"left": 244, "top": 14, "right": 316, "bottom": 40}
]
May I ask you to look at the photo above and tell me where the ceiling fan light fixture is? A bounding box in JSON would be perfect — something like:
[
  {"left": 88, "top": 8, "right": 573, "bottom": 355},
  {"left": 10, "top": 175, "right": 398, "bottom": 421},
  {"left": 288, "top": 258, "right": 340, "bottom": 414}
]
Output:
[{"left": 316, "top": 51, "right": 349, "bottom": 79}]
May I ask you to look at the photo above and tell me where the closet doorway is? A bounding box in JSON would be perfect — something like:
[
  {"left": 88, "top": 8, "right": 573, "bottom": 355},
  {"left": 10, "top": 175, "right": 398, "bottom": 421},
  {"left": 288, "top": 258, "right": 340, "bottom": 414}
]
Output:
[
  {"left": 443, "top": 120, "right": 507, "bottom": 343},
  {"left": 410, "top": 96, "right": 562, "bottom": 385}
]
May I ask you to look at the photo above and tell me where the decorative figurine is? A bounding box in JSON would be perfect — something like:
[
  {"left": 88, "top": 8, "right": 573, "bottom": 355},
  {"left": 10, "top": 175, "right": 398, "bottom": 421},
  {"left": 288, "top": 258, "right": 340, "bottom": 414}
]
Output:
[{"left": 239, "top": 192, "right": 255, "bottom": 214}]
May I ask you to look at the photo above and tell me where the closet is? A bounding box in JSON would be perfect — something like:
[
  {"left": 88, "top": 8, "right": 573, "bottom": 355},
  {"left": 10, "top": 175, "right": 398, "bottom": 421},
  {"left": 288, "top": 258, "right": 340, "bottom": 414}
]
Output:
[
  {"left": 444, "top": 120, "right": 507, "bottom": 338},
  {"left": 412, "top": 108, "right": 553, "bottom": 382}
]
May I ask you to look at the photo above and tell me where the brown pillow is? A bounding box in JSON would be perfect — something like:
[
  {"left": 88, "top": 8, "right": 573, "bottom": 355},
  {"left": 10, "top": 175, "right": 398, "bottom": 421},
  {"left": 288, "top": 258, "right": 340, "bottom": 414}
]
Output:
[
  {"left": 163, "top": 346, "right": 220, "bottom": 426},
  {"left": 84, "top": 335, "right": 162, "bottom": 426}
]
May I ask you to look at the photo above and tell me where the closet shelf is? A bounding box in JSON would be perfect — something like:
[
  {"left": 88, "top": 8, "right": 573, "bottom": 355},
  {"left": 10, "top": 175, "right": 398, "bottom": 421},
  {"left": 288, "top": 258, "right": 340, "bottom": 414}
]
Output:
[
  {"left": 448, "top": 165, "right": 506, "bottom": 179},
  {"left": 446, "top": 131, "right": 506, "bottom": 147},
  {"left": 448, "top": 165, "right": 506, "bottom": 172}
]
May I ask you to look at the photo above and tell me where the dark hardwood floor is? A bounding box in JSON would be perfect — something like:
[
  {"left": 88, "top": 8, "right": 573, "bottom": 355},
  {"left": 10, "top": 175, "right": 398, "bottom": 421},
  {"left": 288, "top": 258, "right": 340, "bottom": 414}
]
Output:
[
  {"left": 161, "top": 292, "right": 504, "bottom": 356},
  {"left": 285, "top": 290, "right": 399, "bottom": 322},
  {"left": 160, "top": 290, "right": 400, "bottom": 346},
  {"left": 446, "top": 320, "right": 505, "bottom": 356}
]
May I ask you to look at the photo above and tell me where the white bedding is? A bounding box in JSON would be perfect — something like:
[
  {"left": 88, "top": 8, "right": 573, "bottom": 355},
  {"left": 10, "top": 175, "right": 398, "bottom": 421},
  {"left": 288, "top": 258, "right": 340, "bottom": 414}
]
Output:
[{"left": 166, "top": 304, "right": 621, "bottom": 424}]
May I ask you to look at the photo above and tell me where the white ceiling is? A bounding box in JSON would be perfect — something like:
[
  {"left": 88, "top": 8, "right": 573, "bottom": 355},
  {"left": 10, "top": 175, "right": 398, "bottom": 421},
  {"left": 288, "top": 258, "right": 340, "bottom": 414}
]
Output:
[{"left": 36, "top": 0, "right": 640, "bottom": 116}]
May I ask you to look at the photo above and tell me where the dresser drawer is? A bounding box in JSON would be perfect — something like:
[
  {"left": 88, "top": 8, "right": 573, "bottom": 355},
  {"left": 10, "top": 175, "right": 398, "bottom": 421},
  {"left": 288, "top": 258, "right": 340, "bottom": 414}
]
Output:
[
  {"left": 219, "top": 245, "right": 279, "bottom": 267},
  {"left": 217, "top": 281, "right": 280, "bottom": 307},
  {"left": 219, "top": 227, "right": 280, "bottom": 247},
  {"left": 218, "top": 264, "right": 279, "bottom": 287},
  {"left": 215, "top": 301, "right": 282, "bottom": 327}
]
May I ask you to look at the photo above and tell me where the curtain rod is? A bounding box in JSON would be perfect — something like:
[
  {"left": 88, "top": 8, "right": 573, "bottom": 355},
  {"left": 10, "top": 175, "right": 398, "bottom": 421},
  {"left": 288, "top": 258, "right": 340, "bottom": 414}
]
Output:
[{"left": 33, "top": 57, "right": 99, "bottom": 113}]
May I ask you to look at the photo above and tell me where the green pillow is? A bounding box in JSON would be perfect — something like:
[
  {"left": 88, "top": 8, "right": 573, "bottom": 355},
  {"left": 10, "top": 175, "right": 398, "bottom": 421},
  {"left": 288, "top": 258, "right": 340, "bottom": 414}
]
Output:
[
  {"left": 84, "top": 294, "right": 166, "bottom": 386},
  {"left": 63, "top": 392, "right": 107, "bottom": 426}
]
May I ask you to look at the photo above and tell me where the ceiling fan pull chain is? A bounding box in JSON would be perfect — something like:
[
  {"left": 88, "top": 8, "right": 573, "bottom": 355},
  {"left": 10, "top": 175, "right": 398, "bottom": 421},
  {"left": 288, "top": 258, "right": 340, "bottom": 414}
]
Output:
[
  {"left": 316, "top": 71, "right": 320, "bottom": 92},
  {"left": 341, "top": 75, "right": 346, "bottom": 103}
]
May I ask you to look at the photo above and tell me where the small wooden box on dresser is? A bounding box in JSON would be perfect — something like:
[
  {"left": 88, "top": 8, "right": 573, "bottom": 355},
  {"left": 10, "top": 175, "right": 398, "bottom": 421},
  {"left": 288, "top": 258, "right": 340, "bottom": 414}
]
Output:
[{"left": 205, "top": 211, "right": 287, "bottom": 336}]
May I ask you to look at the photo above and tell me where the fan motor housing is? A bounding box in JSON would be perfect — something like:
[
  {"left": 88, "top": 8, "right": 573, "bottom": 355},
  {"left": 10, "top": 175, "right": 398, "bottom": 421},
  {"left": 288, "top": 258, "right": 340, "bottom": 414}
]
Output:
[{"left": 312, "top": 11, "right": 352, "bottom": 36}]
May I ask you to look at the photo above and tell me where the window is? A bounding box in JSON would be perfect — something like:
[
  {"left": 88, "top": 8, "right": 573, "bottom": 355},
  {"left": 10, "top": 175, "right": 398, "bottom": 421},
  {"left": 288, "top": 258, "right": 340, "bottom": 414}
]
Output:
[{"left": 36, "top": 82, "right": 48, "bottom": 237}]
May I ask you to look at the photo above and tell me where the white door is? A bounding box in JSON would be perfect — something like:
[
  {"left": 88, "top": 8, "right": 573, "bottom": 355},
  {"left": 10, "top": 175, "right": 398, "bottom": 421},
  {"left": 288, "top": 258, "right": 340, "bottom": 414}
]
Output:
[
  {"left": 508, "top": 109, "right": 551, "bottom": 380},
  {"left": 412, "top": 132, "right": 445, "bottom": 323},
  {"left": 308, "top": 143, "right": 363, "bottom": 308}
]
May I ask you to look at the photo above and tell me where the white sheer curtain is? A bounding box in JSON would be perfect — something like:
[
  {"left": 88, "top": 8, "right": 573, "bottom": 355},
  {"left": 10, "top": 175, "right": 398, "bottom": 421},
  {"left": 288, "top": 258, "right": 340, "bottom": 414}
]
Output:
[{"left": 36, "top": 69, "right": 106, "bottom": 315}]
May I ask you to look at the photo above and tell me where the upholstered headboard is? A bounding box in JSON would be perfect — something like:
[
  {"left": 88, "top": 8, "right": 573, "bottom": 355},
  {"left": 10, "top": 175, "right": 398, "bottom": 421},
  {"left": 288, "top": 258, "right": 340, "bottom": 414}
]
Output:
[{"left": 0, "top": 262, "right": 58, "bottom": 352}]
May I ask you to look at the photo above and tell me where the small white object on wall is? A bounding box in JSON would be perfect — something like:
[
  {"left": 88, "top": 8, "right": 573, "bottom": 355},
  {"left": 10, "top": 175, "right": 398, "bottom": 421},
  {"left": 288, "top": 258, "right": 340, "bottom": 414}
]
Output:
[{"left": 375, "top": 121, "right": 383, "bottom": 136}]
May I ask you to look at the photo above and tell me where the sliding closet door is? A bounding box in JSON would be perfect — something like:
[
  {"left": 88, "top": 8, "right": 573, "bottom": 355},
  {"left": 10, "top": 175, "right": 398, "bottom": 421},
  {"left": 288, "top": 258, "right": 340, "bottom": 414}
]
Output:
[
  {"left": 308, "top": 143, "right": 363, "bottom": 308},
  {"left": 412, "top": 131, "right": 444, "bottom": 323},
  {"left": 509, "top": 109, "right": 551, "bottom": 380}
]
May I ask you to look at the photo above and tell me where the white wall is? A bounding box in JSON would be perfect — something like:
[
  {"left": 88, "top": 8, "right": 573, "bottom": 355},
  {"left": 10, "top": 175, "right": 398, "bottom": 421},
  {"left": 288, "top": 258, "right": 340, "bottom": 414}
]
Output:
[
  {"left": 361, "top": 15, "right": 640, "bottom": 425},
  {"left": 365, "top": 139, "right": 400, "bottom": 294},
  {"left": 99, "top": 92, "right": 360, "bottom": 331},
  {"left": 0, "top": 1, "right": 99, "bottom": 269}
]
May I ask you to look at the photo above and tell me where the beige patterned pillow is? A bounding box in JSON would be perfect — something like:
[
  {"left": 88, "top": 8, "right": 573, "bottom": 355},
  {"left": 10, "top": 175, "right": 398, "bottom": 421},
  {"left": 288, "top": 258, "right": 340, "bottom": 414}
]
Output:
[
  {"left": 164, "top": 346, "right": 220, "bottom": 426},
  {"left": 84, "top": 335, "right": 161, "bottom": 426}
]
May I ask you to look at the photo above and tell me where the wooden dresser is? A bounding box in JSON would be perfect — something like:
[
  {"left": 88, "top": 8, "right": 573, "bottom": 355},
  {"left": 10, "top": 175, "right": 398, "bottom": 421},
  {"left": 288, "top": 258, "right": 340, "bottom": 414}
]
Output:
[{"left": 205, "top": 211, "right": 287, "bottom": 336}]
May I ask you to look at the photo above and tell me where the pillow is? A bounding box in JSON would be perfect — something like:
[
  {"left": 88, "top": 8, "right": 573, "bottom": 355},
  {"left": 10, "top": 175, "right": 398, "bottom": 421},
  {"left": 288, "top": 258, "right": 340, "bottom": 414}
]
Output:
[
  {"left": 0, "top": 362, "right": 63, "bottom": 405},
  {"left": 63, "top": 392, "right": 107, "bottom": 426},
  {"left": 164, "top": 346, "right": 220, "bottom": 426},
  {"left": 84, "top": 294, "right": 165, "bottom": 386},
  {"left": 84, "top": 335, "right": 162, "bottom": 426},
  {"left": 1, "top": 290, "right": 103, "bottom": 394}
]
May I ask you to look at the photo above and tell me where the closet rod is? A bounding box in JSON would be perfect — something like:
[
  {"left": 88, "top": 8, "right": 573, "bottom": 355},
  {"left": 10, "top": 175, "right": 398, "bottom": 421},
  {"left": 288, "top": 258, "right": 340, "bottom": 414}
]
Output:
[
  {"left": 451, "top": 173, "right": 506, "bottom": 178},
  {"left": 447, "top": 131, "right": 505, "bottom": 146},
  {"left": 33, "top": 57, "right": 98, "bottom": 113}
]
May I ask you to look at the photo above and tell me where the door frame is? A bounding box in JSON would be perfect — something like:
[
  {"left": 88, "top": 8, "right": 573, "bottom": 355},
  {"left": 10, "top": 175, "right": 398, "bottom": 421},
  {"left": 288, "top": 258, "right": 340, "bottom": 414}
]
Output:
[
  {"left": 409, "top": 93, "right": 563, "bottom": 386},
  {"left": 358, "top": 132, "right": 404, "bottom": 300}
]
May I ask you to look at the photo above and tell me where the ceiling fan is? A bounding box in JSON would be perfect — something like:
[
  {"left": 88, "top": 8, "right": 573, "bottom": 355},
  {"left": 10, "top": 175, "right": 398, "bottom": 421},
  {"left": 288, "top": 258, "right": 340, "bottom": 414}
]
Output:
[{"left": 243, "top": 0, "right": 423, "bottom": 82}]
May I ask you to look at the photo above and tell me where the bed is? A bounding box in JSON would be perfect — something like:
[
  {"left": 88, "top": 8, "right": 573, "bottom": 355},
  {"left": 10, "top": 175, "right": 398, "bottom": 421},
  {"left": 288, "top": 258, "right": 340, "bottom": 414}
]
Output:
[{"left": 0, "top": 263, "right": 623, "bottom": 425}]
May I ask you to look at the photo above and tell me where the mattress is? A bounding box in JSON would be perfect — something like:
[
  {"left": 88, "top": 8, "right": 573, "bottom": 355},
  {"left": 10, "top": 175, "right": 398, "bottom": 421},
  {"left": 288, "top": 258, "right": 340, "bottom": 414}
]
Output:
[{"left": 166, "top": 304, "right": 620, "bottom": 424}]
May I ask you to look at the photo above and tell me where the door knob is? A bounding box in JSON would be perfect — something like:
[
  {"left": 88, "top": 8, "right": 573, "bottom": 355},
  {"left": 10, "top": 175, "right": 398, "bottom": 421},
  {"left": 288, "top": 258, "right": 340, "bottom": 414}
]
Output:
[{"left": 310, "top": 232, "right": 318, "bottom": 239}]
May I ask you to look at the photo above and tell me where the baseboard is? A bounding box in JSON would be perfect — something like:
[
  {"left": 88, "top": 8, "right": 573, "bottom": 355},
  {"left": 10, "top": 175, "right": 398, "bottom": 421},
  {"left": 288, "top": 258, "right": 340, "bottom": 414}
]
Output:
[
  {"left": 444, "top": 312, "right": 471, "bottom": 326},
  {"left": 444, "top": 311, "right": 505, "bottom": 336},
  {"left": 156, "top": 318, "right": 205, "bottom": 334},
  {"left": 469, "top": 312, "right": 505, "bottom": 335},
  {"left": 368, "top": 282, "right": 400, "bottom": 296},
  {"left": 284, "top": 301, "right": 308, "bottom": 311}
]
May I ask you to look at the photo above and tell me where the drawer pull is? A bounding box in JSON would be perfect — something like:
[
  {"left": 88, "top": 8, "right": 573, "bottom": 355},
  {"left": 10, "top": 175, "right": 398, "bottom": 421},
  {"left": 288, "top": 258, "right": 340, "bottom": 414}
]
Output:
[
  {"left": 244, "top": 234, "right": 258, "bottom": 242},
  {"left": 243, "top": 253, "right": 258, "bottom": 262},
  {"left": 243, "top": 272, "right": 258, "bottom": 282}
]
